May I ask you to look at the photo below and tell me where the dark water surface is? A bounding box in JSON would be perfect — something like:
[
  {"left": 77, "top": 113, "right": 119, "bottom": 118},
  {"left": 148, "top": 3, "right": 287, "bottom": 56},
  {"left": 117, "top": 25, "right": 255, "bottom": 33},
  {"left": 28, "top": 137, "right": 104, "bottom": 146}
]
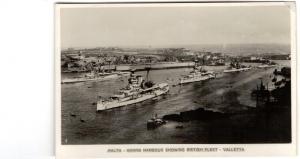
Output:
[{"left": 61, "top": 61, "right": 291, "bottom": 144}]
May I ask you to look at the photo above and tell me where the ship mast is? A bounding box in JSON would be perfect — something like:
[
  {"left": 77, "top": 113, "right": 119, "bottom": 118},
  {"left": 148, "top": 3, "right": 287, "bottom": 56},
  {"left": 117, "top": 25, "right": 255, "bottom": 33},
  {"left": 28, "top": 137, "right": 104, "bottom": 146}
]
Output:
[
  {"left": 194, "top": 59, "right": 198, "bottom": 69},
  {"left": 145, "top": 57, "right": 152, "bottom": 82},
  {"left": 107, "top": 59, "right": 111, "bottom": 73}
]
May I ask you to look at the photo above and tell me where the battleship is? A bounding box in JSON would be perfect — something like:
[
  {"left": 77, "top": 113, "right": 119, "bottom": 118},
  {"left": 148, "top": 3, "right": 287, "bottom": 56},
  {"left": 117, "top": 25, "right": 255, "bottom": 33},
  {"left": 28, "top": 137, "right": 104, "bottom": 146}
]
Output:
[
  {"left": 179, "top": 66, "right": 215, "bottom": 84},
  {"left": 257, "top": 64, "right": 276, "bottom": 68},
  {"left": 96, "top": 69, "right": 170, "bottom": 111},
  {"left": 61, "top": 71, "right": 130, "bottom": 84},
  {"left": 223, "top": 61, "right": 251, "bottom": 73},
  {"left": 257, "top": 61, "right": 277, "bottom": 68}
]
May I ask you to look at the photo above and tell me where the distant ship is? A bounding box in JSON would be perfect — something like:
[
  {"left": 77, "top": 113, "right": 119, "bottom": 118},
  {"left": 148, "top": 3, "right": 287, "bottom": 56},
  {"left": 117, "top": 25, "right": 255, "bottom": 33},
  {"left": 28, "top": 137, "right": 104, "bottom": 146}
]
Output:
[
  {"left": 179, "top": 66, "right": 215, "bottom": 84},
  {"left": 223, "top": 61, "right": 251, "bottom": 73},
  {"left": 257, "top": 64, "right": 276, "bottom": 68},
  {"left": 257, "top": 61, "right": 277, "bottom": 68},
  {"left": 61, "top": 71, "right": 130, "bottom": 84},
  {"left": 96, "top": 69, "right": 169, "bottom": 111}
]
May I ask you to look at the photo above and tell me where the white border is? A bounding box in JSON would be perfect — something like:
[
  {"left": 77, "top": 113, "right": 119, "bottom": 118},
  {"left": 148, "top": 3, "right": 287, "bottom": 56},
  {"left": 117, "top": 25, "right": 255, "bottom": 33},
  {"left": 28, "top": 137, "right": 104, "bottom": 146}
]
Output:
[{"left": 55, "top": 2, "right": 297, "bottom": 158}]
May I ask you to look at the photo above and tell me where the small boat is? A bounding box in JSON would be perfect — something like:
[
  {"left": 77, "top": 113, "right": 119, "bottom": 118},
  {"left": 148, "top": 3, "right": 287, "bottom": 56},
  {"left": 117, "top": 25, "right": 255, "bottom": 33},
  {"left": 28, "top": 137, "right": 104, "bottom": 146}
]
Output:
[
  {"left": 70, "top": 112, "right": 77, "bottom": 117},
  {"left": 80, "top": 118, "right": 86, "bottom": 122},
  {"left": 147, "top": 114, "right": 166, "bottom": 129}
]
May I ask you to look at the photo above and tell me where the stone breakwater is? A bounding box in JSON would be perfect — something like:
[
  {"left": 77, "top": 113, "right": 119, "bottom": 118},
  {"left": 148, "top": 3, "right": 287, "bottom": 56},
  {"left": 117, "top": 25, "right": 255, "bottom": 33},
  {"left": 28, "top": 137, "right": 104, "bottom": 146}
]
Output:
[{"left": 116, "top": 62, "right": 195, "bottom": 71}]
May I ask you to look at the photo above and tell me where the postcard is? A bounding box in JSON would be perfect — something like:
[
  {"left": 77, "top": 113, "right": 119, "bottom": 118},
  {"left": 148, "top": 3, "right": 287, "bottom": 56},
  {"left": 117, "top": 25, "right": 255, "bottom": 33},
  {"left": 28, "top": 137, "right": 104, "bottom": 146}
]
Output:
[{"left": 55, "top": 1, "right": 297, "bottom": 158}]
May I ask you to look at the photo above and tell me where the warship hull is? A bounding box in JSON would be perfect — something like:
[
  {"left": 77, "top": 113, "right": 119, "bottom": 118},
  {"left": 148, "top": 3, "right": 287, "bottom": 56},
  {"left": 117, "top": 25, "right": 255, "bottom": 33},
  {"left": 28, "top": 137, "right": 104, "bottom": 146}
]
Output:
[
  {"left": 62, "top": 74, "right": 120, "bottom": 84},
  {"left": 223, "top": 67, "right": 251, "bottom": 73},
  {"left": 97, "top": 83, "right": 169, "bottom": 111},
  {"left": 257, "top": 65, "right": 276, "bottom": 68},
  {"left": 179, "top": 74, "right": 214, "bottom": 84}
]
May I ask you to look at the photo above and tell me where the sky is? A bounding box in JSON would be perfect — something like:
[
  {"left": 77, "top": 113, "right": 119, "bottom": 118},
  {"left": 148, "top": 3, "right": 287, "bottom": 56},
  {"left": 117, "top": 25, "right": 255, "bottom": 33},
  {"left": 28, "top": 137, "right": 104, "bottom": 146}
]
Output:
[{"left": 60, "top": 4, "right": 291, "bottom": 49}]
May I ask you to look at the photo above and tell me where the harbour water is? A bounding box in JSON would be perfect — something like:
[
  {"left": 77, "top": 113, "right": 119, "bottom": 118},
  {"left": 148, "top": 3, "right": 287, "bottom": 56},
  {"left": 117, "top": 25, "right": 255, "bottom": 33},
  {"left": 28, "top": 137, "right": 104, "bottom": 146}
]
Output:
[{"left": 61, "top": 60, "right": 291, "bottom": 144}]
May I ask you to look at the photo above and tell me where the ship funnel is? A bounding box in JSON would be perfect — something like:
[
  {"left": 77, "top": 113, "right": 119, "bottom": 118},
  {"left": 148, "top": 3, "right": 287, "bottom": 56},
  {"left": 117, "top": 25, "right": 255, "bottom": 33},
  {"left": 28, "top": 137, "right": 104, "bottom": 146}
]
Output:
[
  {"left": 137, "top": 75, "right": 143, "bottom": 84},
  {"left": 130, "top": 69, "right": 136, "bottom": 76}
]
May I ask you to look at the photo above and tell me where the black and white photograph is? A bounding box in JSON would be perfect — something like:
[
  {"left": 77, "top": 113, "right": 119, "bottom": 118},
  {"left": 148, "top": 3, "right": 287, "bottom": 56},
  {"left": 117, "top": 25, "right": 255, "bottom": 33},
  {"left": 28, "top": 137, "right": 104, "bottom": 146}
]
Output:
[
  {"left": 55, "top": 2, "right": 296, "bottom": 157},
  {"left": 1, "top": 0, "right": 300, "bottom": 158}
]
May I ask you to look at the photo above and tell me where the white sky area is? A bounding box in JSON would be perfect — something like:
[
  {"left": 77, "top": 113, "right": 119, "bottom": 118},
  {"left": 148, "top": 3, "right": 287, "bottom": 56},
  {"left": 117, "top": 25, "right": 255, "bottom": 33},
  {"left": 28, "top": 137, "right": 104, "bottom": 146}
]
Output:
[{"left": 60, "top": 5, "right": 291, "bottom": 48}]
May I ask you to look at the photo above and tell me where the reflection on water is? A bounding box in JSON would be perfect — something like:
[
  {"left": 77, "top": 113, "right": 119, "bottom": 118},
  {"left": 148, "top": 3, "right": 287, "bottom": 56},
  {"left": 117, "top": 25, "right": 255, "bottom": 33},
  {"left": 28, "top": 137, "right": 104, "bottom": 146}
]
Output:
[{"left": 61, "top": 60, "right": 291, "bottom": 144}]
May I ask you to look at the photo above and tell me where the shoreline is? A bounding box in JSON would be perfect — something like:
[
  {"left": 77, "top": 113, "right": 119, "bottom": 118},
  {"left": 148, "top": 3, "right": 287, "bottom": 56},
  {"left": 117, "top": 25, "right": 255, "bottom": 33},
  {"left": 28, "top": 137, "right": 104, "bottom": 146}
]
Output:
[
  {"left": 63, "top": 62, "right": 196, "bottom": 73},
  {"left": 62, "top": 60, "right": 290, "bottom": 73}
]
